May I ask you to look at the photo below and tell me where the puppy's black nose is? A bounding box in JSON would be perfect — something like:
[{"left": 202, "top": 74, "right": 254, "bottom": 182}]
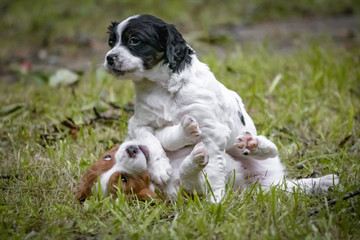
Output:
[
  {"left": 126, "top": 145, "right": 139, "bottom": 158},
  {"left": 106, "top": 54, "right": 117, "bottom": 66}
]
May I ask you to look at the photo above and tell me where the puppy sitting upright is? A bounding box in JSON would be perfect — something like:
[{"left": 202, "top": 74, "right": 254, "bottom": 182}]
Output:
[{"left": 104, "top": 14, "right": 279, "bottom": 202}]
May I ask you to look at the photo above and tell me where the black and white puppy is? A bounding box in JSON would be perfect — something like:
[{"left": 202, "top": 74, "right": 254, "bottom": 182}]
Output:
[{"left": 103, "top": 15, "right": 338, "bottom": 202}]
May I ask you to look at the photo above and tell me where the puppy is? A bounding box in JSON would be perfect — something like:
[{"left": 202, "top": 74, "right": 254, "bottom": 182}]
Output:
[
  {"left": 103, "top": 14, "right": 332, "bottom": 202},
  {"left": 76, "top": 143, "right": 157, "bottom": 202},
  {"left": 77, "top": 116, "right": 338, "bottom": 202}
]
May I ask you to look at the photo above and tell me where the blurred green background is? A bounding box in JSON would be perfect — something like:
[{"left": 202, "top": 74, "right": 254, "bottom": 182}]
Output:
[{"left": 1, "top": 0, "right": 359, "bottom": 82}]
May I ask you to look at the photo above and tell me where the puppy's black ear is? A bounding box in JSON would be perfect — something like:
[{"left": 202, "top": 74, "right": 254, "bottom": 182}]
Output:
[
  {"left": 165, "top": 24, "right": 192, "bottom": 73},
  {"left": 107, "top": 21, "right": 119, "bottom": 33}
]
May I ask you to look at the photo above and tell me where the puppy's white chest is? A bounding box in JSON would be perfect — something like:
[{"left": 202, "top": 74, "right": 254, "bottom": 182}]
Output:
[
  {"left": 152, "top": 101, "right": 181, "bottom": 127},
  {"left": 137, "top": 91, "right": 181, "bottom": 128}
]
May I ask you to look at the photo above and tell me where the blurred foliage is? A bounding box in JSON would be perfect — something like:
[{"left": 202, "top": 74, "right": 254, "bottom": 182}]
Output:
[{"left": 0, "top": 0, "right": 359, "bottom": 58}]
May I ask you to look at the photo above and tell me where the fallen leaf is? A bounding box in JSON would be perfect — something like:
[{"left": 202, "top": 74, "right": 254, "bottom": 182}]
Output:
[
  {"left": 49, "top": 69, "right": 79, "bottom": 87},
  {"left": 0, "top": 104, "right": 25, "bottom": 116},
  {"left": 81, "top": 100, "right": 109, "bottom": 113}
]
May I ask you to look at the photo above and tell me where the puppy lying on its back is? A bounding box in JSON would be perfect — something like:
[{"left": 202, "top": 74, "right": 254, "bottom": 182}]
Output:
[
  {"left": 76, "top": 116, "right": 339, "bottom": 202},
  {"left": 76, "top": 143, "right": 157, "bottom": 202}
]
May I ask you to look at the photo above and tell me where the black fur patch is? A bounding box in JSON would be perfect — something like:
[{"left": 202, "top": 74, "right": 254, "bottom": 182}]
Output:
[
  {"left": 238, "top": 111, "right": 246, "bottom": 126},
  {"left": 121, "top": 14, "right": 193, "bottom": 72},
  {"left": 165, "top": 24, "right": 193, "bottom": 72},
  {"left": 236, "top": 98, "right": 246, "bottom": 126},
  {"left": 107, "top": 21, "right": 119, "bottom": 48}
]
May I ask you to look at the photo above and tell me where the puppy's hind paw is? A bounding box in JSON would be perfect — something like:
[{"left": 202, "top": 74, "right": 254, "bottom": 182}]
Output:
[
  {"left": 319, "top": 174, "right": 339, "bottom": 190},
  {"left": 235, "top": 133, "right": 278, "bottom": 159},
  {"left": 192, "top": 142, "right": 209, "bottom": 168},
  {"left": 235, "top": 132, "right": 258, "bottom": 155}
]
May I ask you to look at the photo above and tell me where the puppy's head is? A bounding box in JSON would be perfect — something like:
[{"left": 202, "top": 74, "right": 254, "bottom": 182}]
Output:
[
  {"left": 76, "top": 141, "right": 157, "bottom": 202},
  {"left": 104, "top": 14, "right": 193, "bottom": 80}
]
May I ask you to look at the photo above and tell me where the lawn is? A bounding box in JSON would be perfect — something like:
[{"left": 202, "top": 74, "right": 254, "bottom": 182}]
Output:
[{"left": 1, "top": 0, "right": 360, "bottom": 239}]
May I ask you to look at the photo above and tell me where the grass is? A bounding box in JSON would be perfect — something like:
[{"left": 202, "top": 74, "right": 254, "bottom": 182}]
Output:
[
  {"left": 1, "top": 43, "right": 359, "bottom": 239},
  {"left": 1, "top": 0, "right": 360, "bottom": 239}
]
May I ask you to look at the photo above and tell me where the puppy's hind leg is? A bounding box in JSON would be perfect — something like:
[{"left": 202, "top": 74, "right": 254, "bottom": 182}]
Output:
[
  {"left": 179, "top": 142, "right": 209, "bottom": 193},
  {"left": 282, "top": 174, "right": 339, "bottom": 194}
]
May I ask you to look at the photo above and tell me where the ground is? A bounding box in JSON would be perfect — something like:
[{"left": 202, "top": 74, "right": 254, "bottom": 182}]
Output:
[{"left": 0, "top": 0, "right": 360, "bottom": 239}]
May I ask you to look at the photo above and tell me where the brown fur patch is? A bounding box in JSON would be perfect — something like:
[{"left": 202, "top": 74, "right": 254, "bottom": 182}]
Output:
[
  {"left": 107, "top": 171, "right": 157, "bottom": 201},
  {"left": 76, "top": 146, "right": 119, "bottom": 202},
  {"left": 76, "top": 145, "right": 157, "bottom": 202}
]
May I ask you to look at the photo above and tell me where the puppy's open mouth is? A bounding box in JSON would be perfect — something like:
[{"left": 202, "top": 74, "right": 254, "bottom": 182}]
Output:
[{"left": 138, "top": 145, "right": 150, "bottom": 162}]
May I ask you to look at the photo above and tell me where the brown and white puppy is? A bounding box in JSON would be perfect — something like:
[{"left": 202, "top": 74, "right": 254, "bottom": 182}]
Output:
[
  {"left": 77, "top": 116, "right": 339, "bottom": 203},
  {"left": 76, "top": 142, "right": 157, "bottom": 202}
]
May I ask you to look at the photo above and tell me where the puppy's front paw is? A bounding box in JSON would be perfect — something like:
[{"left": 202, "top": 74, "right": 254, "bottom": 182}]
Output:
[
  {"left": 192, "top": 142, "right": 209, "bottom": 168},
  {"left": 149, "top": 158, "right": 173, "bottom": 186},
  {"left": 181, "top": 115, "right": 201, "bottom": 145},
  {"left": 235, "top": 132, "right": 258, "bottom": 155}
]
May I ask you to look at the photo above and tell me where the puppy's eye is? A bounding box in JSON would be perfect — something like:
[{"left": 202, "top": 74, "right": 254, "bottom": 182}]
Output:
[
  {"left": 121, "top": 175, "right": 127, "bottom": 183},
  {"left": 108, "top": 39, "right": 115, "bottom": 48},
  {"left": 128, "top": 37, "right": 141, "bottom": 46},
  {"left": 104, "top": 155, "right": 111, "bottom": 161}
]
